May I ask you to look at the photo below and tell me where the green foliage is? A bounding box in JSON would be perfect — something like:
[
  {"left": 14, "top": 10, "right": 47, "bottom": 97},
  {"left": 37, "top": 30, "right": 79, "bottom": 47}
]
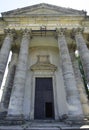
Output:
[{"left": 77, "top": 56, "right": 89, "bottom": 99}]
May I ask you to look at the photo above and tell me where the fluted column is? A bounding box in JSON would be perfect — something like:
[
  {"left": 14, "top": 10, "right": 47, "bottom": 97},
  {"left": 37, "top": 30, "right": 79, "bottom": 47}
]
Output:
[
  {"left": 7, "top": 29, "right": 30, "bottom": 119},
  {"left": 0, "top": 29, "right": 13, "bottom": 88},
  {"left": 0, "top": 53, "right": 18, "bottom": 111},
  {"left": 75, "top": 29, "right": 89, "bottom": 87},
  {"left": 57, "top": 29, "right": 83, "bottom": 118}
]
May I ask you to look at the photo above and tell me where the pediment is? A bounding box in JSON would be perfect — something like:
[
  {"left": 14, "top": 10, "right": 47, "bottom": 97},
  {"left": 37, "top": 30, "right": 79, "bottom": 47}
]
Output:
[
  {"left": 2, "top": 3, "right": 86, "bottom": 17},
  {"left": 21, "top": 8, "right": 63, "bottom": 15}
]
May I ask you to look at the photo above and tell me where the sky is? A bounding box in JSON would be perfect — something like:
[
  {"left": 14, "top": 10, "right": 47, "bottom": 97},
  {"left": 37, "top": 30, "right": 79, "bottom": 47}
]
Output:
[{"left": 0, "top": 0, "right": 89, "bottom": 16}]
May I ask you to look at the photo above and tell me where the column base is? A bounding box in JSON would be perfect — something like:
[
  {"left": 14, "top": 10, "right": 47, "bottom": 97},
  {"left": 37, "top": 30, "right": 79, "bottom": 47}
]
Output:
[
  {"left": 6, "top": 114, "right": 24, "bottom": 120},
  {"left": 0, "top": 111, "right": 7, "bottom": 120},
  {"left": 5, "top": 114, "right": 25, "bottom": 125},
  {"left": 65, "top": 115, "right": 85, "bottom": 126}
]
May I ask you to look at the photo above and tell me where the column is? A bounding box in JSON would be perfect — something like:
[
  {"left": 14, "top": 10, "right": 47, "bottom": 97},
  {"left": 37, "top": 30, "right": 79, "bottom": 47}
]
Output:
[
  {"left": 7, "top": 29, "right": 30, "bottom": 119},
  {"left": 70, "top": 51, "right": 89, "bottom": 116},
  {"left": 57, "top": 29, "right": 83, "bottom": 118},
  {"left": 0, "top": 53, "right": 18, "bottom": 111},
  {"left": 75, "top": 29, "right": 89, "bottom": 87},
  {"left": 0, "top": 29, "right": 13, "bottom": 88}
]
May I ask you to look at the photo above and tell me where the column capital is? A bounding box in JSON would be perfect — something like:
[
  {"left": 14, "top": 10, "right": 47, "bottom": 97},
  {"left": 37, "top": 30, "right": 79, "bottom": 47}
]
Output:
[
  {"left": 72, "top": 28, "right": 84, "bottom": 35},
  {"left": 4, "top": 28, "right": 17, "bottom": 40},
  {"left": 56, "top": 28, "right": 67, "bottom": 37},
  {"left": 21, "top": 28, "right": 32, "bottom": 39},
  {"left": 70, "top": 28, "right": 84, "bottom": 39}
]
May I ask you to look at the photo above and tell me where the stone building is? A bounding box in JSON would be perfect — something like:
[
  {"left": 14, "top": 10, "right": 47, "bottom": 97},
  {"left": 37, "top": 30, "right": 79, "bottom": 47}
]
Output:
[{"left": 0, "top": 3, "right": 89, "bottom": 122}]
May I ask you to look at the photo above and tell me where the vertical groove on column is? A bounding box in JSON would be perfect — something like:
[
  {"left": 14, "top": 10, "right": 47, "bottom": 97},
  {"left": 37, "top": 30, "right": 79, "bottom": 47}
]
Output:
[
  {"left": 7, "top": 29, "right": 30, "bottom": 119},
  {"left": 0, "top": 30, "right": 13, "bottom": 88},
  {"left": 0, "top": 53, "right": 18, "bottom": 110},
  {"left": 57, "top": 31, "right": 83, "bottom": 118}
]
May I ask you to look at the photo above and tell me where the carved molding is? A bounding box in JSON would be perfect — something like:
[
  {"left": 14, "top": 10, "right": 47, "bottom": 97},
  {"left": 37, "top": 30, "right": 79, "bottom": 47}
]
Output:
[
  {"left": 56, "top": 28, "right": 67, "bottom": 36},
  {"left": 2, "top": 3, "right": 86, "bottom": 17},
  {"left": 72, "top": 28, "right": 84, "bottom": 35},
  {"left": 30, "top": 55, "right": 57, "bottom": 72},
  {"left": 4, "top": 28, "right": 16, "bottom": 37}
]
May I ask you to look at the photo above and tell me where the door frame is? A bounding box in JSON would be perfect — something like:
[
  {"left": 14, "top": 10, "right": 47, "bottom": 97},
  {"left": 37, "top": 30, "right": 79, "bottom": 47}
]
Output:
[
  {"left": 34, "top": 77, "right": 54, "bottom": 119},
  {"left": 30, "top": 71, "right": 58, "bottom": 120}
]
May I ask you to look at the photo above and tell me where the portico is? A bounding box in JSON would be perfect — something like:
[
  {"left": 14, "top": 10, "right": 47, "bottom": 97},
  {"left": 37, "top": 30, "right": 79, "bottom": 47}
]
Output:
[{"left": 0, "top": 3, "right": 89, "bottom": 123}]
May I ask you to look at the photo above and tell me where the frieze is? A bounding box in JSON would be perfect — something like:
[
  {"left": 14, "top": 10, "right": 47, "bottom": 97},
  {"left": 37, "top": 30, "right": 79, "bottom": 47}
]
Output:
[
  {"left": 8, "top": 23, "right": 81, "bottom": 28},
  {"left": 6, "top": 23, "right": 83, "bottom": 31}
]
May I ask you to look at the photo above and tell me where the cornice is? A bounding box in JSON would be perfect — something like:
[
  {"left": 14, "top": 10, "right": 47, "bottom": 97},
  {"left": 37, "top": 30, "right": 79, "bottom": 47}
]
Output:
[{"left": 1, "top": 3, "right": 86, "bottom": 17}]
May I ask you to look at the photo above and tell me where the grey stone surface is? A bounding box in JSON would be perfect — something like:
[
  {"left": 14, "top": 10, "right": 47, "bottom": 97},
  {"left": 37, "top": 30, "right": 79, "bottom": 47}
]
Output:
[
  {"left": 0, "top": 2, "right": 89, "bottom": 126},
  {"left": 7, "top": 30, "right": 30, "bottom": 117},
  {"left": 0, "top": 53, "right": 18, "bottom": 110},
  {"left": 58, "top": 32, "right": 83, "bottom": 117},
  {"left": 2, "top": 3, "right": 86, "bottom": 17},
  {"left": 70, "top": 51, "right": 89, "bottom": 116},
  {"left": 0, "top": 32, "right": 13, "bottom": 88},
  {"left": 75, "top": 33, "right": 89, "bottom": 87},
  {"left": 0, "top": 120, "right": 88, "bottom": 130}
]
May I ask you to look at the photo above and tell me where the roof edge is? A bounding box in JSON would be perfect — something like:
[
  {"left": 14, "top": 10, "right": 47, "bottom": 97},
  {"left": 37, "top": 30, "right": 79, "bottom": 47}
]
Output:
[{"left": 1, "top": 3, "right": 87, "bottom": 17}]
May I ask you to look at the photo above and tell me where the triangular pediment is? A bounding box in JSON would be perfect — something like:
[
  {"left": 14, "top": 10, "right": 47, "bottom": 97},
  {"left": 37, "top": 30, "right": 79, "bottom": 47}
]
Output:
[
  {"left": 21, "top": 8, "right": 63, "bottom": 15},
  {"left": 2, "top": 3, "right": 86, "bottom": 17}
]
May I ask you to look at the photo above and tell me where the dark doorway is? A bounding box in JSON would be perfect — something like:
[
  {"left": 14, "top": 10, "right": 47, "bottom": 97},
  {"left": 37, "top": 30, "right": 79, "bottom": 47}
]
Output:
[
  {"left": 34, "top": 78, "right": 54, "bottom": 119},
  {"left": 45, "top": 102, "right": 53, "bottom": 118}
]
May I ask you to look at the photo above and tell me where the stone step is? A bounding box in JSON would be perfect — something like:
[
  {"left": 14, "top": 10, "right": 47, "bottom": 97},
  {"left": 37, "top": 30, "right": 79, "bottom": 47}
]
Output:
[
  {"left": 0, "top": 127, "right": 89, "bottom": 130},
  {"left": 0, "top": 120, "right": 89, "bottom": 130}
]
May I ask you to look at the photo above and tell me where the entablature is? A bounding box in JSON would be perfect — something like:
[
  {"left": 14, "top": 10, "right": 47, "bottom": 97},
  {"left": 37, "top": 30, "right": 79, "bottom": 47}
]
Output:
[{"left": 0, "top": 28, "right": 89, "bottom": 51}]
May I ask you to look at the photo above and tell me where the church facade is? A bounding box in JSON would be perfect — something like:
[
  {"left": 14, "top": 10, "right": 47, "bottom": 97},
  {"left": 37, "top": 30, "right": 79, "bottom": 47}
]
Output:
[{"left": 0, "top": 3, "right": 89, "bottom": 121}]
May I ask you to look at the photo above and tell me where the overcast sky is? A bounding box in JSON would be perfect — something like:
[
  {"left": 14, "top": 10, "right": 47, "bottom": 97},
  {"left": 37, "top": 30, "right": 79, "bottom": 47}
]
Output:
[{"left": 0, "top": 0, "right": 89, "bottom": 16}]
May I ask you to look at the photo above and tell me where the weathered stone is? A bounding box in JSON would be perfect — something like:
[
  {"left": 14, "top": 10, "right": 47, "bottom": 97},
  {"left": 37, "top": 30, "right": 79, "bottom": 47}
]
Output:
[
  {"left": 0, "top": 3, "right": 89, "bottom": 126},
  {"left": 0, "top": 30, "right": 13, "bottom": 88},
  {"left": 75, "top": 32, "right": 89, "bottom": 87},
  {"left": 70, "top": 51, "right": 89, "bottom": 116},
  {"left": 0, "top": 53, "right": 18, "bottom": 111},
  {"left": 7, "top": 30, "right": 30, "bottom": 118},
  {"left": 57, "top": 32, "right": 83, "bottom": 117}
]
